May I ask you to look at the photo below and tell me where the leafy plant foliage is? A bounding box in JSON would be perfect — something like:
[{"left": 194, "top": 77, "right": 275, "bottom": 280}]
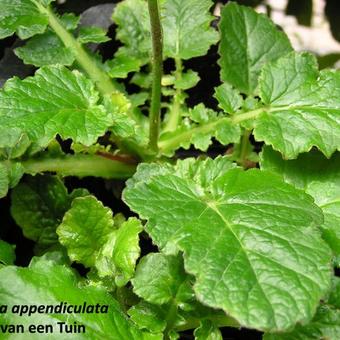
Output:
[{"left": 0, "top": 0, "right": 339, "bottom": 339}]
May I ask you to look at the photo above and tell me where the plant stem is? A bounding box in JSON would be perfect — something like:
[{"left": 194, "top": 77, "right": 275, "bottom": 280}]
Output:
[
  {"left": 35, "top": 2, "right": 119, "bottom": 97},
  {"left": 159, "top": 118, "right": 230, "bottom": 154},
  {"left": 147, "top": 0, "right": 163, "bottom": 153},
  {"left": 239, "top": 129, "right": 251, "bottom": 167},
  {"left": 164, "top": 58, "right": 183, "bottom": 132},
  {"left": 158, "top": 108, "right": 266, "bottom": 155},
  {"left": 231, "top": 107, "right": 264, "bottom": 124},
  {"left": 20, "top": 154, "right": 136, "bottom": 179}
]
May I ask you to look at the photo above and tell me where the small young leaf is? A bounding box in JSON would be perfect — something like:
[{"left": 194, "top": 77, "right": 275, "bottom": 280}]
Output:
[
  {"left": 57, "top": 196, "right": 114, "bottom": 268},
  {"left": 96, "top": 217, "right": 143, "bottom": 286},
  {"left": 112, "top": 0, "right": 151, "bottom": 65},
  {"left": 132, "top": 253, "right": 192, "bottom": 305},
  {"left": 15, "top": 30, "right": 75, "bottom": 67},
  {"left": 0, "top": 240, "right": 15, "bottom": 266},
  {"left": 113, "top": 0, "right": 218, "bottom": 63},
  {"left": 128, "top": 301, "right": 167, "bottom": 333},
  {"left": 11, "top": 176, "right": 89, "bottom": 252},
  {"left": 0, "top": 259, "right": 161, "bottom": 340},
  {"left": 260, "top": 147, "right": 340, "bottom": 257},
  {"left": 214, "top": 83, "right": 243, "bottom": 114},
  {"left": 106, "top": 54, "right": 142, "bottom": 79},
  {"left": 174, "top": 70, "right": 200, "bottom": 90},
  {"left": 58, "top": 196, "right": 142, "bottom": 285},
  {"left": 219, "top": 3, "right": 292, "bottom": 94},
  {"left": 0, "top": 66, "right": 113, "bottom": 151},
  {"left": 0, "top": 0, "right": 49, "bottom": 39},
  {"left": 194, "top": 320, "right": 222, "bottom": 340},
  {"left": 162, "top": 0, "right": 218, "bottom": 60},
  {"left": 255, "top": 52, "right": 340, "bottom": 158},
  {"left": 77, "top": 26, "right": 110, "bottom": 44},
  {"left": 123, "top": 158, "right": 332, "bottom": 332}
]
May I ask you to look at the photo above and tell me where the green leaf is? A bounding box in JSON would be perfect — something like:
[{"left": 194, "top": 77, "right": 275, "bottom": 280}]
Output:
[
  {"left": 112, "top": 0, "right": 151, "bottom": 65},
  {"left": 0, "top": 66, "right": 113, "bottom": 151},
  {"left": 329, "top": 277, "right": 340, "bottom": 309},
  {"left": 260, "top": 147, "right": 340, "bottom": 257},
  {"left": 15, "top": 30, "right": 75, "bottom": 67},
  {"left": 123, "top": 158, "right": 332, "bottom": 332},
  {"left": 57, "top": 195, "right": 114, "bottom": 268},
  {"left": 214, "top": 83, "right": 243, "bottom": 114},
  {"left": 159, "top": 104, "right": 241, "bottom": 156},
  {"left": 194, "top": 320, "right": 222, "bottom": 340},
  {"left": 106, "top": 54, "right": 142, "bottom": 79},
  {"left": 0, "top": 160, "right": 25, "bottom": 199},
  {"left": 218, "top": 2, "right": 292, "bottom": 94},
  {"left": 96, "top": 217, "right": 143, "bottom": 286},
  {"left": 11, "top": 175, "right": 89, "bottom": 252},
  {"left": 263, "top": 305, "right": 340, "bottom": 340},
  {"left": 58, "top": 197, "right": 142, "bottom": 285},
  {"left": 162, "top": 0, "right": 218, "bottom": 60},
  {"left": 254, "top": 52, "right": 340, "bottom": 158},
  {"left": 0, "top": 0, "right": 49, "bottom": 39},
  {"left": 132, "top": 253, "right": 192, "bottom": 305},
  {"left": 174, "top": 70, "right": 200, "bottom": 90},
  {"left": 0, "top": 240, "right": 15, "bottom": 266},
  {"left": 59, "top": 12, "right": 80, "bottom": 30},
  {"left": 0, "top": 259, "right": 160, "bottom": 340},
  {"left": 77, "top": 26, "right": 110, "bottom": 44},
  {"left": 0, "top": 163, "right": 9, "bottom": 198},
  {"left": 128, "top": 301, "right": 167, "bottom": 333},
  {"left": 113, "top": 0, "right": 218, "bottom": 63}
]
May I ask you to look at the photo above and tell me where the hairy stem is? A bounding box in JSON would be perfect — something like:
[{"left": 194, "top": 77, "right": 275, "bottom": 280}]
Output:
[
  {"left": 147, "top": 0, "right": 163, "bottom": 153},
  {"left": 164, "top": 58, "right": 183, "bottom": 132},
  {"left": 20, "top": 154, "right": 136, "bottom": 179},
  {"left": 35, "top": 2, "right": 119, "bottom": 97}
]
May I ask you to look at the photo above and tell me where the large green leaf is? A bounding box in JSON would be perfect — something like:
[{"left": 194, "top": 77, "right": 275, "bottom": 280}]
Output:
[
  {"left": 0, "top": 66, "right": 113, "bottom": 151},
  {"left": 123, "top": 158, "right": 332, "bottom": 332},
  {"left": 0, "top": 0, "right": 50, "bottom": 39},
  {"left": 218, "top": 2, "right": 292, "bottom": 95},
  {"left": 162, "top": 0, "right": 218, "bottom": 60},
  {"left": 0, "top": 259, "right": 160, "bottom": 339},
  {"left": 260, "top": 147, "right": 340, "bottom": 257},
  {"left": 11, "top": 175, "right": 88, "bottom": 252},
  {"left": 254, "top": 52, "right": 340, "bottom": 158}
]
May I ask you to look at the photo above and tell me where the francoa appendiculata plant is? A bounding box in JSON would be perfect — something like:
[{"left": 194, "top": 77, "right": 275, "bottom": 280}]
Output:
[{"left": 0, "top": 0, "right": 339, "bottom": 339}]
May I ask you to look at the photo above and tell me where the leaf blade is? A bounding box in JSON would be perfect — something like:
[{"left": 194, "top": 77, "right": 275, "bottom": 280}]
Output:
[{"left": 123, "top": 159, "right": 332, "bottom": 332}]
